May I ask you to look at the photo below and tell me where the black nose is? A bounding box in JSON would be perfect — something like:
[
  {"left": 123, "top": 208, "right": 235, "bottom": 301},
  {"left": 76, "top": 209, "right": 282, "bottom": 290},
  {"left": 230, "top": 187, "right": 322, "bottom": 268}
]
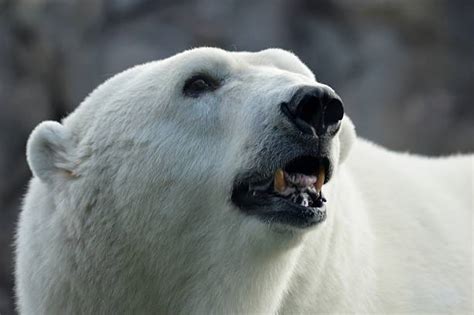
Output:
[{"left": 281, "top": 86, "right": 344, "bottom": 136}]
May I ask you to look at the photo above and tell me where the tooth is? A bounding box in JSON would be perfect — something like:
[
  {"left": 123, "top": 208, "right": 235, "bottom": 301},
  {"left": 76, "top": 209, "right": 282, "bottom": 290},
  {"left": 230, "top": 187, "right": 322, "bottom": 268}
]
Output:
[
  {"left": 315, "top": 166, "right": 325, "bottom": 193},
  {"left": 274, "top": 169, "right": 287, "bottom": 193}
]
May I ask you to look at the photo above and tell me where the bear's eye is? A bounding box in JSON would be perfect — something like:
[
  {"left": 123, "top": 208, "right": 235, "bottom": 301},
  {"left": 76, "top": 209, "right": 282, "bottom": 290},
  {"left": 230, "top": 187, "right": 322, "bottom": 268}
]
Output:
[{"left": 183, "top": 74, "right": 219, "bottom": 97}]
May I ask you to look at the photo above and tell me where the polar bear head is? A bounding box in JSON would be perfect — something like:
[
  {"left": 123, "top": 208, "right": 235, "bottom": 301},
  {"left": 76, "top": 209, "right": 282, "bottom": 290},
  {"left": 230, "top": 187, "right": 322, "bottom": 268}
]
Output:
[
  {"left": 27, "top": 47, "right": 356, "bottom": 240},
  {"left": 23, "top": 47, "right": 357, "bottom": 312}
]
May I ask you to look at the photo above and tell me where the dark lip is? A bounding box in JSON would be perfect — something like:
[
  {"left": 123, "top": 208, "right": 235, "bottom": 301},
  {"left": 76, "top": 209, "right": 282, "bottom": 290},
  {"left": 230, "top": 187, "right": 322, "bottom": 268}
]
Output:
[
  {"left": 231, "top": 188, "right": 327, "bottom": 228},
  {"left": 231, "top": 155, "right": 331, "bottom": 228}
]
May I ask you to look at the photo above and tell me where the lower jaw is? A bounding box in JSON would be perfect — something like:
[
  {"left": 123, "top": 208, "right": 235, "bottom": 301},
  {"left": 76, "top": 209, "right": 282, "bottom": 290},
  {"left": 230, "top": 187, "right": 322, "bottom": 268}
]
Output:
[
  {"left": 232, "top": 185, "right": 327, "bottom": 229},
  {"left": 240, "top": 197, "right": 327, "bottom": 229}
]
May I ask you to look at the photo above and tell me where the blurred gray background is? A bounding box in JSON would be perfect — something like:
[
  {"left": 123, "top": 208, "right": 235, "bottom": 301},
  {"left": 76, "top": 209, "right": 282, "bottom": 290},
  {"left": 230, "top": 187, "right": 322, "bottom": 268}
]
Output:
[{"left": 0, "top": 0, "right": 473, "bottom": 313}]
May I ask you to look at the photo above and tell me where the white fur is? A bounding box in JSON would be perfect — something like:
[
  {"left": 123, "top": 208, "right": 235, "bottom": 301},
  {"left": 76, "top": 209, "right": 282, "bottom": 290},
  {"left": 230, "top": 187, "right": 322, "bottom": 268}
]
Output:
[{"left": 15, "top": 47, "right": 473, "bottom": 314}]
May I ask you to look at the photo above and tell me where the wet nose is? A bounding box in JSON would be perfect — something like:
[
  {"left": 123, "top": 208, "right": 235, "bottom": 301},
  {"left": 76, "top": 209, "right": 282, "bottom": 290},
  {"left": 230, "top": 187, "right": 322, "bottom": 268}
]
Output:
[{"left": 281, "top": 86, "right": 344, "bottom": 136}]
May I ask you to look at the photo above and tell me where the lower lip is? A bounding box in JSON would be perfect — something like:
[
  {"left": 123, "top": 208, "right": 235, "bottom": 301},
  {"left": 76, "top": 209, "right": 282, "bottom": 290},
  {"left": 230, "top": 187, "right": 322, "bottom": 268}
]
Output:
[
  {"left": 231, "top": 184, "right": 327, "bottom": 228},
  {"left": 258, "top": 198, "right": 327, "bottom": 228}
]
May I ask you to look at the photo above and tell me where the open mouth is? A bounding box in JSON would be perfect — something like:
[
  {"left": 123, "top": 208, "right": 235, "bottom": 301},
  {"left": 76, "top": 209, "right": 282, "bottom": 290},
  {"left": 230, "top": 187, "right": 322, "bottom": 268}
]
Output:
[{"left": 231, "top": 156, "right": 330, "bottom": 228}]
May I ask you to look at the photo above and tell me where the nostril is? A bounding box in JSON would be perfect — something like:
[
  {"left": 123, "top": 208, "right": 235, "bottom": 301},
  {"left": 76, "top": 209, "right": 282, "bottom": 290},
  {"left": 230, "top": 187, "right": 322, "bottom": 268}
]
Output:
[
  {"left": 297, "top": 95, "right": 322, "bottom": 128},
  {"left": 324, "top": 98, "right": 344, "bottom": 125}
]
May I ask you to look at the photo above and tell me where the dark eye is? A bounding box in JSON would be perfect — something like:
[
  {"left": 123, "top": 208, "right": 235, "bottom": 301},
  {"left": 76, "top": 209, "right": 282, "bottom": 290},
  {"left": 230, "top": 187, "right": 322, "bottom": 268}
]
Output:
[{"left": 183, "top": 74, "right": 219, "bottom": 97}]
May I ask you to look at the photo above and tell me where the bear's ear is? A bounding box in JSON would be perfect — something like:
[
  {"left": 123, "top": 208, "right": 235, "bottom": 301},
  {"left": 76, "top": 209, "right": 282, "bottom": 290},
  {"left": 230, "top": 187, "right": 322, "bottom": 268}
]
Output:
[
  {"left": 26, "top": 121, "right": 78, "bottom": 183},
  {"left": 338, "top": 115, "right": 356, "bottom": 164}
]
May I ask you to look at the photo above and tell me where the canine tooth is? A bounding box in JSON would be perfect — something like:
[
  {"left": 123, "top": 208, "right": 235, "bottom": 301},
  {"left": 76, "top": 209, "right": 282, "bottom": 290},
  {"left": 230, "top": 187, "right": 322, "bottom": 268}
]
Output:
[
  {"left": 274, "top": 169, "right": 287, "bottom": 192},
  {"left": 315, "top": 166, "right": 325, "bottom": 193}
]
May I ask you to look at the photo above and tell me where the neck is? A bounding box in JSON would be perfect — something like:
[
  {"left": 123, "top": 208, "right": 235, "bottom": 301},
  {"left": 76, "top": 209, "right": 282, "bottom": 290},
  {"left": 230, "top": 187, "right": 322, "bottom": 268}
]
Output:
[{"left": 165, "top": 219, "right": 307, "bottom": 314}]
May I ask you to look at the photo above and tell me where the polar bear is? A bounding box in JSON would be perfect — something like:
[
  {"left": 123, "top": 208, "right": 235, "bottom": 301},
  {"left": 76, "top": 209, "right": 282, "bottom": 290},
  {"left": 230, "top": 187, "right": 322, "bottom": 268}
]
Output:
[{"left": 15, "top": 47, "right": 473, "bottom": 314}]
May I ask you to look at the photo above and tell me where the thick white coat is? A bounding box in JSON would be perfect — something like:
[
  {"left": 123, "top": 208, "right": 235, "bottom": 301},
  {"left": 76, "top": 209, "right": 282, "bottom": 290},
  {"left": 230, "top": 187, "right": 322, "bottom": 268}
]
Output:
[{"left": 15, "top": 48, "right": 473, "bottom": 314}]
